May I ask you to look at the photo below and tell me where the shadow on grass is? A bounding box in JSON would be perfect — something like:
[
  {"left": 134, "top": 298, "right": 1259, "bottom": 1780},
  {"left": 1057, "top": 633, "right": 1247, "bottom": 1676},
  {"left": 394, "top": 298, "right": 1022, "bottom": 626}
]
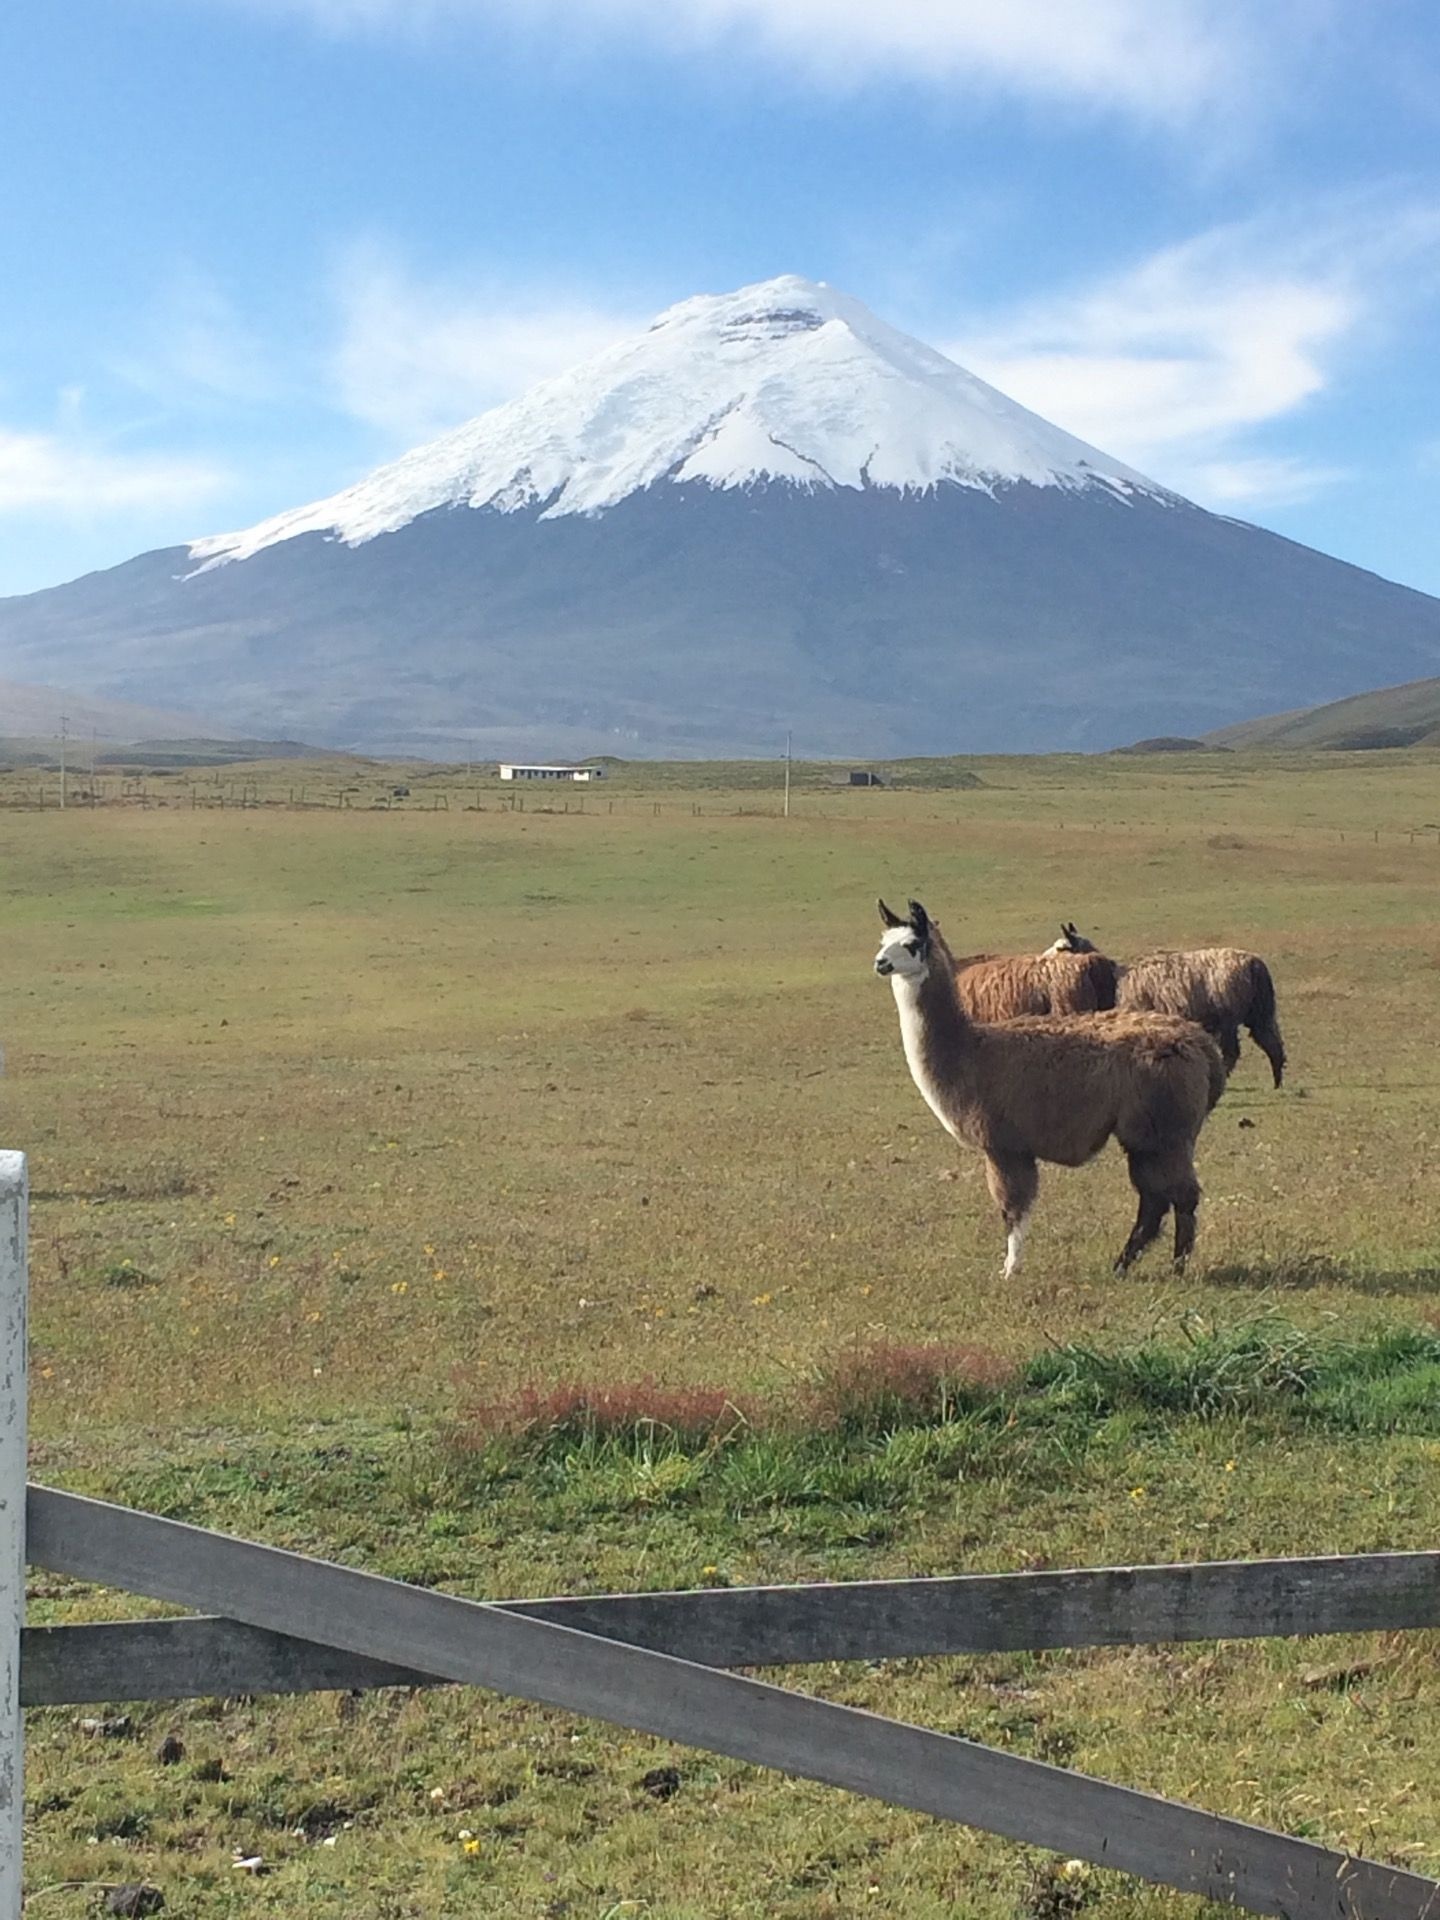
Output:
[
  {"left": 1204, "top": 1254, "right": 1440, "bottom": 1298},
  {"left": 31, "top": 1167, "right": 196, "bottom": 1203}
]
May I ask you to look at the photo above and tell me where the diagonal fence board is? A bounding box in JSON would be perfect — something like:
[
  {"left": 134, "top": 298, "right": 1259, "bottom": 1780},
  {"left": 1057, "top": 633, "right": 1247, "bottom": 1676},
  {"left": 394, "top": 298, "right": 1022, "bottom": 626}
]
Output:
[
  {"left": 21, "top": 1547, "right": 1440, "bottom": 1705},
  {"left": 24, "top": 1488, "right": 1440, "bottom": 1920}
]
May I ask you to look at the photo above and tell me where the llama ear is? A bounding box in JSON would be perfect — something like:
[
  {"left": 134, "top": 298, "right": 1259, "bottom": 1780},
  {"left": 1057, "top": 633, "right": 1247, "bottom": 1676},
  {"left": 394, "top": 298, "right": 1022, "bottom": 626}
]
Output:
[
  {"left": 1063, "top": 921, "right": 1079, "bottom": 940},
  {"left": 877, "top": 898, "right": 905, "bottom": 928},
  {"left": 906, "top": 900, "right": 930, "bottom": 938}
]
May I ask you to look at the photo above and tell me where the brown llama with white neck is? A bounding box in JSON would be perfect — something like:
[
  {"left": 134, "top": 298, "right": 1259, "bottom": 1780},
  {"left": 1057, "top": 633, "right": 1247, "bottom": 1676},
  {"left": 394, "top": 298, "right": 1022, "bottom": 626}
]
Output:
[
  {"left": 1047, "top": 924, "right": 1286, "bottom": 1087},
  {"left": 876, "top": 900, "right": 1225, "bottom": 1275},
  {"left": 951, "top": 942, "right": 1119, "bottom": 1020}
]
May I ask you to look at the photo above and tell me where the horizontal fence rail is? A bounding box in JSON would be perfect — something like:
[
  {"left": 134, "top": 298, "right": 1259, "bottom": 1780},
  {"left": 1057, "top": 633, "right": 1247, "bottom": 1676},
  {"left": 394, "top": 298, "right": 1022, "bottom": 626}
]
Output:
[
  {"left": 21, "top": 1546, "right": 1440, "bottom": 1706},
  {"left": 25, "top": 1486, "right": 1440, "bottom": 1920}
]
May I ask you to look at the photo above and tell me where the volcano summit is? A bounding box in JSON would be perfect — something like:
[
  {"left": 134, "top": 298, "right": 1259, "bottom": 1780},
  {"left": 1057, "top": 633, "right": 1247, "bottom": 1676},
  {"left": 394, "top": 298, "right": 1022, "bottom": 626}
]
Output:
[{"left": 5, "top": 275, "right": 1439, "bottom": 756}]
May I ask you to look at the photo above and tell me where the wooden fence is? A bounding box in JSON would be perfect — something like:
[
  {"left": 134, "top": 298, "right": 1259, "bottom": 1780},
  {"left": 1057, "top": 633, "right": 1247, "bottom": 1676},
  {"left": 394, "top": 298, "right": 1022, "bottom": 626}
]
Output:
[{"left": 5, "top": 1150, "right": 1440, "bottom": 1918}]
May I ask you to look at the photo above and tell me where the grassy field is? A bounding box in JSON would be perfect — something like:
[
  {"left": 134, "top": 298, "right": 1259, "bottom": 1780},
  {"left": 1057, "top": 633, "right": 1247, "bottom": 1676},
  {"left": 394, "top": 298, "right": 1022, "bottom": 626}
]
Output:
[{"left": 5, "top": 747, "right": 1440, "bottom": 1916}]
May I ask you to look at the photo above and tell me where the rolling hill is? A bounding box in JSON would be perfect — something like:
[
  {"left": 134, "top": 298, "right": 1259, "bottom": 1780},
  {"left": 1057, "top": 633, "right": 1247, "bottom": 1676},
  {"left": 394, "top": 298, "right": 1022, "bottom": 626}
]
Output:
[{"left": 1206, "top": 675, "right": 1440, "bottom": 750}]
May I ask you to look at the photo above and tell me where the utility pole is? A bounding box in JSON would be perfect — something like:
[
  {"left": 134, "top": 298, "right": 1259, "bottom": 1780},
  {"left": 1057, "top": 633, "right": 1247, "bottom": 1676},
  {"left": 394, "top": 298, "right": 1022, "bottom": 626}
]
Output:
[
  {"left": 783, "top": 730, "right": 792, "bottom": 819},
  {"left": 58, "top": 716, "right": 68, "bottom": 812}
]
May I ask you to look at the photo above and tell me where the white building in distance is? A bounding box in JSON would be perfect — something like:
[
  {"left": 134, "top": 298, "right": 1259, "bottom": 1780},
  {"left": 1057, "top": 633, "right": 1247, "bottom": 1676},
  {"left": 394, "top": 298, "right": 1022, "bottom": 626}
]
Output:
[{"left": 498, "top": 763, "right": 606, "bottom": 782}]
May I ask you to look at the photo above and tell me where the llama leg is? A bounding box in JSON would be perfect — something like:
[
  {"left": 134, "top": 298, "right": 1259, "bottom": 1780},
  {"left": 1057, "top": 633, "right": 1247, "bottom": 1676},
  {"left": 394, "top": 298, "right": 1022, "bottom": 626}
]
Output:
[
  {"left": 1004, "top": 1215, "right": 1030, "bottom": 1280},
  {"left": 984, "top": 1153, "right": 1039, "bottom": 1278},
  {"left": 1116, "top": 1191, "right": 1167, "bottom": 1272},
  {"left": 1216, "top": 1021, "right": 1241, "bottom": 1077},
  {"left": 1173, "top": 1192, "right": 1200, "bottom": 1267},
  {"left": 1121, "top": 1148, "right": 1202, "bottom": 1271},
  {"left": 1115, "top": 1149, "right": 1172, "bottom": 1272},
  {"left": 1169, "top": 1159, "right": 1202, "bottom": 1268}
]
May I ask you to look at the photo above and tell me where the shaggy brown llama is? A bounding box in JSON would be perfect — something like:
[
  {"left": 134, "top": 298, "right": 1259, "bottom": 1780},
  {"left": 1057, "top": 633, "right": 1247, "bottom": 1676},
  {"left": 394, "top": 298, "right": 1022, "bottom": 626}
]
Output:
[
  {"left": 951, "top": 943, "right": 1119, "bottom": 1020},
  {"left": 876, "top": 900, "right": 1225, "bottom": 1275},
  {"left": 1048, "top": 924, "right": 1286, "bottom": 1086}
]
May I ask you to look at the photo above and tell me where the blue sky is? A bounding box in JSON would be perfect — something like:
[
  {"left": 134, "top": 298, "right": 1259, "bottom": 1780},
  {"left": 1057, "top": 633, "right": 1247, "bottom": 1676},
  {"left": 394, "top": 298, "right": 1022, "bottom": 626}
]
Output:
[{"left": 5, "top": 0, "right": 1440, "bottom": 601}]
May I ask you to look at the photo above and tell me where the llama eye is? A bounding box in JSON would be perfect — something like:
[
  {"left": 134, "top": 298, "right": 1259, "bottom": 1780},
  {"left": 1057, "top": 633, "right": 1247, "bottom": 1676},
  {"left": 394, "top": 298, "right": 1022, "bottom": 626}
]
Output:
[{"left": 905, "top": 941, "right": 918, "bottom": 954}]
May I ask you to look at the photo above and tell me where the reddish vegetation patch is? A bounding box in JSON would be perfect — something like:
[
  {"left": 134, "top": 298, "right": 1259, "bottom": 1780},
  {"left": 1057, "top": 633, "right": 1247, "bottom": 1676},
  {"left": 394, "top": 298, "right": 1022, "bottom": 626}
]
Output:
[
  {"left": 452, "top": 1376, "right": 755, "bottom": 1446},
  {"left": 449, "top": 1342, "right": 1017, "bottom": 1452},
  {"left": 803, "top": 1341, "right": 1017, "bottom": 1432}
]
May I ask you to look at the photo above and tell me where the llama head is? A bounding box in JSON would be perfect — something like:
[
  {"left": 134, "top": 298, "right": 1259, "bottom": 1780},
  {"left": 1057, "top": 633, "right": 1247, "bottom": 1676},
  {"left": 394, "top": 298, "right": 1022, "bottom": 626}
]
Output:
[
  {"left": 1045, "top": 920, "right": 1095, "bottom": 955},
  {"left": 875, "top": 898, "right": 932, "bottom": 979}
]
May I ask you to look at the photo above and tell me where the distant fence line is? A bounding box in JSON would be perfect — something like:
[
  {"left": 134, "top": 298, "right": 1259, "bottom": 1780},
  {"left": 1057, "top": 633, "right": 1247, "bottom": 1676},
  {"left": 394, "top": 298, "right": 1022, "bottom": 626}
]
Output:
[{"left": 0, "top": 777, "right": 1439, "bottom": 844}]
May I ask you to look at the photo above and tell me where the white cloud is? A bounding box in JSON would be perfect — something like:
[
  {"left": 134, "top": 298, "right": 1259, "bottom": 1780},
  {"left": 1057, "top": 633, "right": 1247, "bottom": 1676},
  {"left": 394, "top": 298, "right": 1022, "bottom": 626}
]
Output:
[
  {"left": 568, "top": 0, "right": 1242, "bottom": 120},
  {"left": 946, "top": 198, "right": 1440, "bottom": 507},
  {"left": 0, "top": 423, "right": 229, "bottom": 516},
  {"left": 204, "top": 0, "right": 1258, "bottom": 124},
  {"left": 957, "top": 280, "right": 1352, "bottom": 470},
  {"left": 331, "top": 244, "right": 638, "bottom": 441}
]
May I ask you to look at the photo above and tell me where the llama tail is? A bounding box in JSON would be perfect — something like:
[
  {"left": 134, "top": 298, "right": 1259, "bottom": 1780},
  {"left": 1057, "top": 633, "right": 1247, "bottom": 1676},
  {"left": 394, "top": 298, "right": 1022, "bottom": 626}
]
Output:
[{"left": 1245, "top": 957, "right": 1286, "bottom": 1089}]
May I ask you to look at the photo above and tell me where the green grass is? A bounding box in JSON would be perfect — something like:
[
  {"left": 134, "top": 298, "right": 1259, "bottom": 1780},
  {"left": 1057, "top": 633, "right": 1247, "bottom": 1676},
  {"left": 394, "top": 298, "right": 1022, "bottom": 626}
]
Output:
[
  {"left": 6, "top": 748, "right": 1440, "bottom": 1915},
  {"left": 23, "top": 1325, "right": 1440, "bottom": 1917}
]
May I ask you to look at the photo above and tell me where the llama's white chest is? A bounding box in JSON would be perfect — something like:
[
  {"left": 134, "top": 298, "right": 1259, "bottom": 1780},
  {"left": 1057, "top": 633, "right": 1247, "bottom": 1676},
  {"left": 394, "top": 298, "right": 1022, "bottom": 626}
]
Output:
[{"left": 894, "top": 986, "right": 960, "bottom": 1141}]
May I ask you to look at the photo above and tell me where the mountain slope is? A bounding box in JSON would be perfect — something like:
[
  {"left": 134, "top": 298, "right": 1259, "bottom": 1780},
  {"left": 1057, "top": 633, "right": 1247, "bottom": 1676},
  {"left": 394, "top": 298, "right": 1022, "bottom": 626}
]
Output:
[
  {"left": 4, "top": 275, "right": 1440, "bottom": 757},
  {"left": 1207, "top": 675, "right": 1440, "bottom": 750},
  {"left": 0, "top": 677, "right": 228, "bottom": 741}
]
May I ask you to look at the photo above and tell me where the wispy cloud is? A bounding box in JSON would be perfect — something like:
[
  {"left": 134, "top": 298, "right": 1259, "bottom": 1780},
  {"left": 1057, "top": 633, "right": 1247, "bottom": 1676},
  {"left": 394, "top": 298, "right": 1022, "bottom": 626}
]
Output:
[
  {"left": 331, "top": 242, "right": 638, "bottom": 441},
  {"left": 204, "top": 0, "right": 1261, "bottom": 125},
  {"left": 0, "top": 419, "right": 229, "bottom": 516},
  {"left": 948, "top": 196, "right": 1440, "bottom": 507},
  {"left": 112, "top": 271, "right": 279, "bottom": 410},
  {"left": 1183, "top": 456, "right": 1350, "bottom": 508}
]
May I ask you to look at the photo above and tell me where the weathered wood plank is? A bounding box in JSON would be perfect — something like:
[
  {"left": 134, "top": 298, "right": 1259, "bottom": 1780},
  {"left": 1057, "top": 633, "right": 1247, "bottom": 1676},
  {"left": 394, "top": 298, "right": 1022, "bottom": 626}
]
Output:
[
  {"left": 23, "top": 1548, "right": 1440, "bottom": 1705},
  {"left": 24, "top": 1486, "right": 1440, "bottom": 1920},
  {"left": 21, "top": 1618, "right": 432, "bottom": 1705},
  {"left": 517, "top": 1552, "right": 1440, "bottom": 1662}
]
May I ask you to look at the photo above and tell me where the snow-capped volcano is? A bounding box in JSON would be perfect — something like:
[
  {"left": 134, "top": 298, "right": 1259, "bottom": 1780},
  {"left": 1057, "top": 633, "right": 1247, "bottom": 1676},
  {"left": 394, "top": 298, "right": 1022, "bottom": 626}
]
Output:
[
  {"left": 5, "top": 274, "right": 1440, "bottom": 758},
  {"left": 189, "top": 276, "right": 1163, "bottom": 567}
]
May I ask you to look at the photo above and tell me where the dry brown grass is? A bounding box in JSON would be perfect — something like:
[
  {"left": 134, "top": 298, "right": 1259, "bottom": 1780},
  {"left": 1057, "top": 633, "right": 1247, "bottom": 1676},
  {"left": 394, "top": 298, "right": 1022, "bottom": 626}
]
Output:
[{"left": 2, "top": 754, "right": 1439, "bottom": 1437}]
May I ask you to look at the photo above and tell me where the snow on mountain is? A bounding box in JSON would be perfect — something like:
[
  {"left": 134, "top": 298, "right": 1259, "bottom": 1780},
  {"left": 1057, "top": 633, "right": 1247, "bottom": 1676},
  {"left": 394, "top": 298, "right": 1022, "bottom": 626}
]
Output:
[{"left": 188, "top": 275, "right": 1167, "bottom": 569}]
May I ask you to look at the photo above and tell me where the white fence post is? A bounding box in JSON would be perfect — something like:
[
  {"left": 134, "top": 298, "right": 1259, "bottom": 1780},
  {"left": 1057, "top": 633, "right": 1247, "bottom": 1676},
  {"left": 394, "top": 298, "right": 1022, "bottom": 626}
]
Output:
[{"left": 0, "top": 1152, "right": 25, "bottom": 1920}]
